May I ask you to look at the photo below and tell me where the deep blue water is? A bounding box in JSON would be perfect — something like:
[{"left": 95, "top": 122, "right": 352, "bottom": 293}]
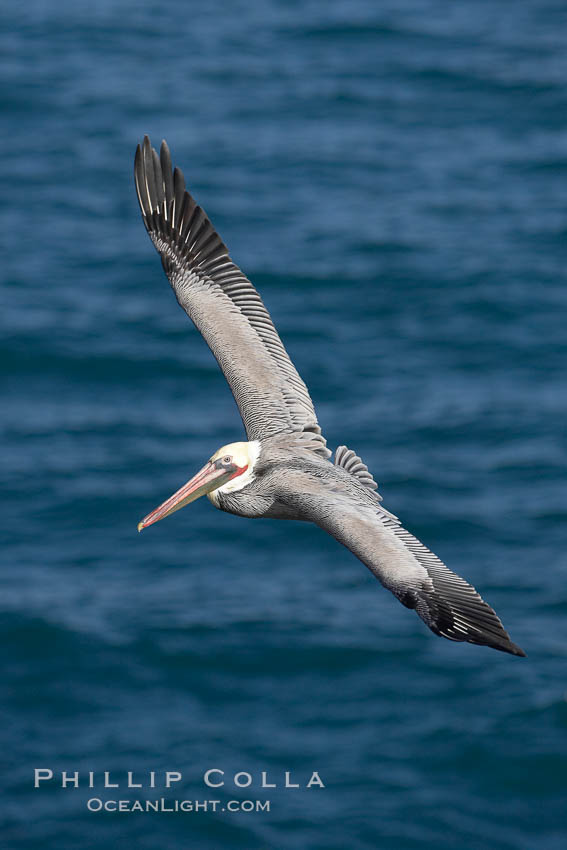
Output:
[{"left": 2, "top": 1, "right": 566, "bottom": 847}]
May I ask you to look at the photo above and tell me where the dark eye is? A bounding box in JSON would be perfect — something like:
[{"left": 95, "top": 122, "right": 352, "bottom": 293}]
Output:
[{"left": 223, "top": 455, "right": 232, "bottom": 465}]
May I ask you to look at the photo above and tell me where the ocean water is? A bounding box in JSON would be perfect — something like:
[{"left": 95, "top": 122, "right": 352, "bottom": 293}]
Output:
[{"left": 1, "top": 1, "right": 566, "bottom": 847}]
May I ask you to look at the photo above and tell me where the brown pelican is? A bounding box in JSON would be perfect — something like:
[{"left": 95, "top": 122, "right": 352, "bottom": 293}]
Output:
[{"left": 134, "top": 136, "right": 525, "bottom": 657}]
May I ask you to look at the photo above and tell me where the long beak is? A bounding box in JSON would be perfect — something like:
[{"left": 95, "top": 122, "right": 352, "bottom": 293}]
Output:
[{"left": 137, "top": 462, "right": 229, "bottom": 532}]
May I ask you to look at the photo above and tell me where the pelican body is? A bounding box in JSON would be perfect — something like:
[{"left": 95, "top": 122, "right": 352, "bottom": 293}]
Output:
[{"left": 135, "top": 136, "right": 525, "bottom": 657}]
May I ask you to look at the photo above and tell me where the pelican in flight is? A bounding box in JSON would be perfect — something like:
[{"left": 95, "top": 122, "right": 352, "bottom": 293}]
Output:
[{"left": 134, "top": 136, "right": 525, "bottom": 657}]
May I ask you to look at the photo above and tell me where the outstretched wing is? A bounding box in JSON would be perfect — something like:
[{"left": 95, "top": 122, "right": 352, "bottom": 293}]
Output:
[
  {"left": 372, "top": 513, "right": 525, "bottom": 655},
  {"left": 288, "top": 471, "right": 525, "bottom": 656},
  {"left": 134, "top": 136, "right": 328, "bottom": 455}
]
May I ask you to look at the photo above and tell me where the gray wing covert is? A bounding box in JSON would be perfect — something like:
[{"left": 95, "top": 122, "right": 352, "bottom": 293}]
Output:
[
  {"left": 334, "top": 445, "right": 379, "bottom": 492},
  {"left": 134, "top": 136, "right": 328, "bottom": 455}
]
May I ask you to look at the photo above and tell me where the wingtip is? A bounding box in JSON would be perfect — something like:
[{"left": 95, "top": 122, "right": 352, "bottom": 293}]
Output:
[
  {"left": 507, "top": 641, "right": 527, "bottom": 658},
  {"left": 487, "top": 635, "right": 526, "bottom": 657}
]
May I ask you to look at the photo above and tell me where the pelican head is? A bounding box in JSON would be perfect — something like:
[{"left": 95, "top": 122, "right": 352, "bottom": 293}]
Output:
[{"left": 137, "top": 441, "right": 260, "bottom": 531}]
